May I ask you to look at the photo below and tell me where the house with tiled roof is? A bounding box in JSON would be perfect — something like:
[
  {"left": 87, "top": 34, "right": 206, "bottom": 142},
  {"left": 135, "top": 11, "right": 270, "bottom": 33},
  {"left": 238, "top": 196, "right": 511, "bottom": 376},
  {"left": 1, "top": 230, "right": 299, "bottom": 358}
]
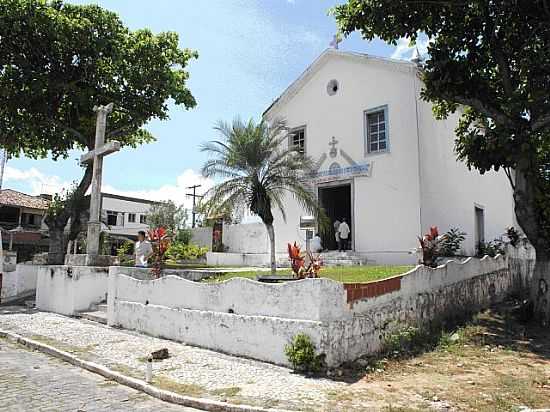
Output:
[{"left": 0, "top": 189, "right": 51, "bottom": 260}]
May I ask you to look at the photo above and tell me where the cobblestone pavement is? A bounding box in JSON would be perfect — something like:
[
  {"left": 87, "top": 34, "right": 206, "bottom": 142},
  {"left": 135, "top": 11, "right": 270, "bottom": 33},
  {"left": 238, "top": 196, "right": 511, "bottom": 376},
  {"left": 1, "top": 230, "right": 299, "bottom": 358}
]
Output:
[
  {"left": 0, "top": 340, "right": 201, "bottom": 412},
  {"left": 0, "top": 307, "right": 364, "bottom": 411}
]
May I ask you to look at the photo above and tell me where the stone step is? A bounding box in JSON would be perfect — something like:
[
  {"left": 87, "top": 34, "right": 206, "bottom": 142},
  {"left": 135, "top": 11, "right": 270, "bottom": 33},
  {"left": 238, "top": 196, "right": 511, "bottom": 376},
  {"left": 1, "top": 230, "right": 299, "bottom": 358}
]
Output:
[
  {"left": 96, "top": 303, "right": 107, "bottom": 313},
  {"left": 78, "top": 311, "right": 107, "bottom": 325}
]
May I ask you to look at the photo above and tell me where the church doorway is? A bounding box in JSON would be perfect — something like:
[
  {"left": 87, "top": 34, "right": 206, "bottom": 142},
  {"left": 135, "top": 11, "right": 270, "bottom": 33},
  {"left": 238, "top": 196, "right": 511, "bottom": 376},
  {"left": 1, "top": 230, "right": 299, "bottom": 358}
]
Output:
[{"left": 318, "top": 183, "right": 352, "bottom": 251}]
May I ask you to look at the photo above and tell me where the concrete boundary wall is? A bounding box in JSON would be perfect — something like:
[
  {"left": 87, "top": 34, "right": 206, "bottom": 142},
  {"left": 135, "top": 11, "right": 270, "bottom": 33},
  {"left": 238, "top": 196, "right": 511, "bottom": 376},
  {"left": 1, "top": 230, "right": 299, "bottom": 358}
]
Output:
[
  {"left": 36, "top": 266, "right": 108, "bottom": 316},
  {"left": 107, "top": 254, "right": 524, "bottom": 367},
  {"left": 0, "top": 263, "right": 40, "bottom": 303}
]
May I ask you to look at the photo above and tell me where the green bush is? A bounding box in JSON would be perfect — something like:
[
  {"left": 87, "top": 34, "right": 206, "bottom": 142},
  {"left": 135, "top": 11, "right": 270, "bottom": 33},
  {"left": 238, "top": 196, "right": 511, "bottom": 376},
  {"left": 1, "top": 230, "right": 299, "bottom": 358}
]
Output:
[
  {"left": 116, "top": 240, "right": 135, "bottom": 264},
  {"left": 477, "top": 240, "right": 505, "bottom": 257},
  {"left": 284, "top": 333, "right": 324, "bottom": 373},
  {"left": 165, "top": 241, "right": 208, "bottom": 261},
  {"left": 440, "top": 227, "right": 466, "bottom": 256}
]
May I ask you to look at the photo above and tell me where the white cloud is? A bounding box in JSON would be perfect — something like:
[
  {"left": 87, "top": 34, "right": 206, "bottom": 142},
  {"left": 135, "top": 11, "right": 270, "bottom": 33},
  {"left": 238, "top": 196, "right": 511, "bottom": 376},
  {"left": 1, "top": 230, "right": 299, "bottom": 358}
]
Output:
[
  {"left": 391, "top": 35, "right": 431, "bottom": 60},
  {"left": 102, "top": 169, "right": 214, "bottom": 212},
  {"left": 3, "top": 165, "right": 213, "bottom": 212},
  {"left": 4, "top": 165, "right": 72, "bottom": 195}
]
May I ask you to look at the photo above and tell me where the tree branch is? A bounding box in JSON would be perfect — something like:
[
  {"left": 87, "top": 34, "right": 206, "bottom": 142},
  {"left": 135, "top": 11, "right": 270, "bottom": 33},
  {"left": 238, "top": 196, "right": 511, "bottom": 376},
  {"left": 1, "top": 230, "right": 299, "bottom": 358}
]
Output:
[
  {"left": 440, "top": 93, "right": 514, "bottom": 128},
  {"left": 48, "top": 118, "right": 87, "bottom": 146},
  {"left": 533, "top": 114, "right": 550, "bottom": 132}
]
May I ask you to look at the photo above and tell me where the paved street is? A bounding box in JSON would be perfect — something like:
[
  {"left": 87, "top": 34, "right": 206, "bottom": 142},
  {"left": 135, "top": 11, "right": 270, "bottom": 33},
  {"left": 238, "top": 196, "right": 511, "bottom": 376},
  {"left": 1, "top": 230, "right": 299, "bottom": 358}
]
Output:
[{"left": 0, "top": 340, "right": 200, "bottom": 412}]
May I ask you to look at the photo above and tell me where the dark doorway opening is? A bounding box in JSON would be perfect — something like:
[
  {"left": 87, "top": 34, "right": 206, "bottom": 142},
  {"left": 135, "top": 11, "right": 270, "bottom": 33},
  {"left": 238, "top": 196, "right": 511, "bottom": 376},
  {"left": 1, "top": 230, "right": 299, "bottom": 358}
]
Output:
[{"left": 318, "top": 184, "right": 352, "bottom": 251}]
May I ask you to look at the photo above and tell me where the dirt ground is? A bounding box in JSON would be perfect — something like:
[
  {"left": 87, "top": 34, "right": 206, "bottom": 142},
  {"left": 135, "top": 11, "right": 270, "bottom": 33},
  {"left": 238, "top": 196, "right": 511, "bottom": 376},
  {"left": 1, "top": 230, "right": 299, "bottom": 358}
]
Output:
[{"left": 325, "top": 302, "right": 550, "bottom": 411}]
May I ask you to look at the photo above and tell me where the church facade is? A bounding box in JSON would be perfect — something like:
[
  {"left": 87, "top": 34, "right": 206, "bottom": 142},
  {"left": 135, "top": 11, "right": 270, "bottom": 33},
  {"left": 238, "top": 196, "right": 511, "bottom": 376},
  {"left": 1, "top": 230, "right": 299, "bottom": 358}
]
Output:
[{"left": 259, "top": 48, "right": 515, "bottom": 264}]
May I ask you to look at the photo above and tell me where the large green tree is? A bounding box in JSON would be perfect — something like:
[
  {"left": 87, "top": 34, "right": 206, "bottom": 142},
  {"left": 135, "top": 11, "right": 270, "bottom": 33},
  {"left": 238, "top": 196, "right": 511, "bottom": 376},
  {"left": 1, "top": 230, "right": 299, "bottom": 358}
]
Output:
[
  {"left": 201, "top": 118, "right": 327, "bottom": 274},
  {"left": 333, "top": 0, "right": 550, "bottom": 323},
  {"left": 0, "top": 0, "right": 197, "bottom": 263}
]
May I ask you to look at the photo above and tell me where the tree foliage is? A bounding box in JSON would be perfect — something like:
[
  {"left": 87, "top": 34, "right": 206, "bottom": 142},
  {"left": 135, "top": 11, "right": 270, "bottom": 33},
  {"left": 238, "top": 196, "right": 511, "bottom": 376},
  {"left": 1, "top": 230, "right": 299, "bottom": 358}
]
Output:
[
  {"left": 148, "top": 200, "right": 188, "bottom": 234},
  {"left": 0, "top": 0, "right": 197, "bottom": 158},
  {"left": 333, "top": 0, "right": 550, "bottom": 251}
]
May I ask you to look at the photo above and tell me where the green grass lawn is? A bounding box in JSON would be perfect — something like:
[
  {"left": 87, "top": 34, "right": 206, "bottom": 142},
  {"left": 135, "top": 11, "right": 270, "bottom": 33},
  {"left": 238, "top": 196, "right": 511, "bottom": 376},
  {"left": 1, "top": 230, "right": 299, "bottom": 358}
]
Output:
[{"left": 201, "top": 265, "right": 415, "bottom": 284}]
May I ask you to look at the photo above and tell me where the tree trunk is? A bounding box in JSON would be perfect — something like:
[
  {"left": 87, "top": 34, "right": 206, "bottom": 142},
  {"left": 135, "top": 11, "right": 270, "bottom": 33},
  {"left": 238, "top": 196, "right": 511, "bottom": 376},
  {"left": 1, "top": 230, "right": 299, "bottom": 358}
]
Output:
[
  {"left": 531, "top": 251, "right": 550, "bottom": 326},
  {"left": 45, "top": 165, "right": 93, "bottom": 265},
  {"left": 265, "top": 223, "right": 277, "bottom": 275},
  {"left": 514, "top": 168, "right": 550, "bottom": 325},
  {"left": 47, "top": 227, "right": 66, "bottom": 265}
]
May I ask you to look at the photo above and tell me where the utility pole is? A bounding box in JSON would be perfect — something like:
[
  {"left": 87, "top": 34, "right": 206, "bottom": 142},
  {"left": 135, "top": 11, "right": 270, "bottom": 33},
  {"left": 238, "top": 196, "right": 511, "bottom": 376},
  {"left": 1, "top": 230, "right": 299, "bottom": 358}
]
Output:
[
  {"left": 186, "top": 185, "right": 203, "bottom": 228},
  {"left": 0, "top": 148, "right": 7, "bottom": 191}
]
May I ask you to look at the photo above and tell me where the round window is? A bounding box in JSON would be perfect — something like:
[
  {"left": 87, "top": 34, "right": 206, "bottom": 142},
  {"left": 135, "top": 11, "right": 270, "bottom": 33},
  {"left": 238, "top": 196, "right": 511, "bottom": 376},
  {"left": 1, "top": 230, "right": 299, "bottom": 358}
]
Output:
[{"left": 327, "top": 79, "right": 339, "bottom": 96}]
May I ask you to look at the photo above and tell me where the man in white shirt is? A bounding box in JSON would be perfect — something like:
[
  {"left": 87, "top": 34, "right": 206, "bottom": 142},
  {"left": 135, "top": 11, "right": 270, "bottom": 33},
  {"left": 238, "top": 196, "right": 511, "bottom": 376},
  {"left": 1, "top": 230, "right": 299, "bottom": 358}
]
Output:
[
  {"left": 333, "top": 219, "right": 341, "bottom": 249},
  {"left": 338, "top": 218, "right": 350, "bottom": 252},
  {"left": 310, "top": 233, "right": 323, "bottom": 253},
  {"left": 135, "top": 230, "right": 153, "bottom": 267}
]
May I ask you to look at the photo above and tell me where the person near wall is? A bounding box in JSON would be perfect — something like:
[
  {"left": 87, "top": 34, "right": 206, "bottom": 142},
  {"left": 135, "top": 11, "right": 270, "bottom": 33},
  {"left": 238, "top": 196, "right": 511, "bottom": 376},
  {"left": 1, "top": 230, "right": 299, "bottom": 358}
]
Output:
[
  {"left": 338, "top": 218, "right": 350, "bottom": 252},
  {"left": 333, "top": 219, "right": 341, "bottom": 249},
  {"left": 135, "top": 230, "right": 153, "bottom": 268},
  {"left": 310, "top": 233, "right": 323, "bottom": 253}
]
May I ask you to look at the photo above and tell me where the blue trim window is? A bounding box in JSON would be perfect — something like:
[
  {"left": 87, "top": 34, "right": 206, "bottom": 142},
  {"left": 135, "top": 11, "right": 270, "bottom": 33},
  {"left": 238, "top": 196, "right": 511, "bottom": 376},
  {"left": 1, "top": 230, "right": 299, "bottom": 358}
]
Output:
[{"left": 365, "top": 106, "right": 389, "bottom": 154}]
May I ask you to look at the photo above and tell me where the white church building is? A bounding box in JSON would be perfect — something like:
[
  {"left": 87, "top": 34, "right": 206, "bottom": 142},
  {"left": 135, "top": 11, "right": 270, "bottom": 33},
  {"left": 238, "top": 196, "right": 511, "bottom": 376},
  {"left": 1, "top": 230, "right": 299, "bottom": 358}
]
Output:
[{"left": 203, "top": 48, "right": 515, "bottom": 265}]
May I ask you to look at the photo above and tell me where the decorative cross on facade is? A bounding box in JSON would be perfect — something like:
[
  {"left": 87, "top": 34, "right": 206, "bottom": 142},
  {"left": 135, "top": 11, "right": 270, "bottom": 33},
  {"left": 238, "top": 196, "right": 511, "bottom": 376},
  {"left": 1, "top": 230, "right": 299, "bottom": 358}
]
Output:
[
  {"left": 80, "top": 103, "right": 120, "bottom": 261},
  {"left": 329, "top": 136, "right": 339, "bottom": 158}
]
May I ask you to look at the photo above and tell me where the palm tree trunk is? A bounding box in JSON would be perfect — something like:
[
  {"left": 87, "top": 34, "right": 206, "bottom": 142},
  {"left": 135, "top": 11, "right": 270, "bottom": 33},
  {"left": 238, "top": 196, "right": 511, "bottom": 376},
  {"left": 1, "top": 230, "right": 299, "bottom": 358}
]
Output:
[{"left": 265, "top": 223, "right": 276, "bottom": 275}]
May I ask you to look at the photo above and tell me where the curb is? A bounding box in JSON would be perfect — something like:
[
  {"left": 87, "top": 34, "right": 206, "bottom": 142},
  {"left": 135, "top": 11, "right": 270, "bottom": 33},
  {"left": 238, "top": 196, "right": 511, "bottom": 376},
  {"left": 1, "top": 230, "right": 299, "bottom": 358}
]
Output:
[{"left": 0, "top": 329, "right": 288, "bottom": 412}]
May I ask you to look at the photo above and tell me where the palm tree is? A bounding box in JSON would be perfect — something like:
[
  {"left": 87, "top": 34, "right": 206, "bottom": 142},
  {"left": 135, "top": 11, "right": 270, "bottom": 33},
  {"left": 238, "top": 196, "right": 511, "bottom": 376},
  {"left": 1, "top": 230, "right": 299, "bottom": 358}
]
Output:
[{"left": 200, "top": 118, "right": 326, "bottom": 274}]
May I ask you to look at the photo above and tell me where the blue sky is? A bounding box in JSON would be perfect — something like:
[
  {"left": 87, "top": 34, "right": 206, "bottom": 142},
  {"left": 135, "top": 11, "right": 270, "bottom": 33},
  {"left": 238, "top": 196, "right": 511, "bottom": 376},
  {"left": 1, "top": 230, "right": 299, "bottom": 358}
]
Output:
[{"left": 5, "top": 0, "right": 423, "bottom": 208}]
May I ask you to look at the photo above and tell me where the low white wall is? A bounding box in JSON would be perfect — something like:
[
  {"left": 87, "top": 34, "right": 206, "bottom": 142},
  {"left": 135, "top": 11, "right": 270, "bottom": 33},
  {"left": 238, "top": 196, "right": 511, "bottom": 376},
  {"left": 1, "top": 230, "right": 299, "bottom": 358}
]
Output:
[
  {"left": 36, "top": 266, "right": 108, "bottom": 316},
  {"left": 191, "top": 227, "right": 212, "bottom": 249},
  {"left": 0, "top": 263, "right": 40, "bottom": 303},
  {"left": 206, "top": 252, "right": 289, "bottom": 267},
  {"left": 108, "top": 253, "right": 520, "bottom": 367},
  {"left": 222, "top": 223, "right": 268, "bottom": 254}
]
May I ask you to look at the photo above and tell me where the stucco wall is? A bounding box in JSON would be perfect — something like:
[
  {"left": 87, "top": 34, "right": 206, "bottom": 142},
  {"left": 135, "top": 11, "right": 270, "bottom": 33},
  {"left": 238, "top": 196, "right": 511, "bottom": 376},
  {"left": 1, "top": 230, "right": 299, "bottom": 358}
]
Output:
[
  {"left": 222, "top": 223, "right": 268, "bottom": 254},
  {"left": 0, "top": 263, "right": 40, "bottom": 303},
  {"left": 190, "top": 227, "right": 212, "bottom": 249},
  {"left": 417, "top": 100, "right": 515, "bottom": 254},
  {"left": 108, "top": 253, "right": 521, "bottom": 367},
  {"left": 36, "top": 266, "right": 108, "bottom": 316}
]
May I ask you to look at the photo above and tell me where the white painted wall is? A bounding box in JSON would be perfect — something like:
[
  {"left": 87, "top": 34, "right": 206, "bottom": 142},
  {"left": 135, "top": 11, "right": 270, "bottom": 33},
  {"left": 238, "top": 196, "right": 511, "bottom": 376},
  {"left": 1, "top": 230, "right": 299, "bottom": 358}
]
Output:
[
  {"left": 0, "top": 263, "right": 39, "bottom": 303},
  {"left": 190, "top": 227, "right": 211, "bottom": 249},
  {"left": 222, "top": 222, "right": 268, "bottom": 254},
  {"left": 417, "top": 101, "right": 515, "bottom": 254},
  {"left": 108, "top": 254, "right": 520, "bottom": 367},
  {"left": 36, "top": 266, "right": 108, "bottom": 316}
]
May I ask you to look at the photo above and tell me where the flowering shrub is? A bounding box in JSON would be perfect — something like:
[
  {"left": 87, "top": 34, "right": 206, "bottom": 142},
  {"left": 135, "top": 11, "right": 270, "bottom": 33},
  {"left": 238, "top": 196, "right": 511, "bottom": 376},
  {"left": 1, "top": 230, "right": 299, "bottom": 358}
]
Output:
[{"left": 148, "top": 227, "right": 171, "bottom": 278}]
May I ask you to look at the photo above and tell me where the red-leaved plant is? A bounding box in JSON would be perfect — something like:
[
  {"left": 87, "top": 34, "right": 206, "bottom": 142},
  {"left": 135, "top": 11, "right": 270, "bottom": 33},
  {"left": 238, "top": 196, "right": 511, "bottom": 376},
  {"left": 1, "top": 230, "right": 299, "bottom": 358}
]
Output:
[
  {"left": 287, "top": 242, "right": 322, "bottom": 279},
  {"left": 418, "top": 226, "right": 446, "bottom": 268},
  {"left": 148, "top": 227, "right": 171, "bottom": 278}
]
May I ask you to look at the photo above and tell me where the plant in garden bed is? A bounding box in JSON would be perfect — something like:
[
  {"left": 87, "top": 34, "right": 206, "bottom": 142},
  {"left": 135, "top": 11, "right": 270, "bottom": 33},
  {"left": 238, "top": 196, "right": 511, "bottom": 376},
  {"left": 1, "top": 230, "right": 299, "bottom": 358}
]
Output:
[
  {"left": 148, "top": 227, "right": 171, "bottom": 278},
  {"left": 417, "top": 226, "right": 446, "bottom": 267},
  {"left": 477, "top": 239, "right": 505, "bottom": 258},
  {"left": 165, "top": 242, "right": 208, "bottom": 261},
  {"left": 440, "top": 227, "right": 466, "bottom": 257},
  {"left": 284, "top": 333, "right": 325, "bottom": 374}
]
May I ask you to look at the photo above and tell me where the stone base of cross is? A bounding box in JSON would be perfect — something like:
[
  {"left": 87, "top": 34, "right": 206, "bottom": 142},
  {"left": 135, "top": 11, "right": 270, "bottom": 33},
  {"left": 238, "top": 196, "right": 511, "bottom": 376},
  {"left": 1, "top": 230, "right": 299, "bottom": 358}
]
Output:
[{"left": 77, "top": 103, "right": 121, "bottom": 266}]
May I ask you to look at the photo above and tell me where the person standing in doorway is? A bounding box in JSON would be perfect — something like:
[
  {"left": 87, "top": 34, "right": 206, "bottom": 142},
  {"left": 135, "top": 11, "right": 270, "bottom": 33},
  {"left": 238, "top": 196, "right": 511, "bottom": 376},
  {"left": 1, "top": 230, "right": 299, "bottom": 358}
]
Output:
[
  {"left": 333, "top": 218, "right": 341, "bottom": 250},
  {"left": 338, "top": 218, "right": 350, "bottom": 252},
  {"left": 135, "top": 230, "right": 153, "bottom": 268}
]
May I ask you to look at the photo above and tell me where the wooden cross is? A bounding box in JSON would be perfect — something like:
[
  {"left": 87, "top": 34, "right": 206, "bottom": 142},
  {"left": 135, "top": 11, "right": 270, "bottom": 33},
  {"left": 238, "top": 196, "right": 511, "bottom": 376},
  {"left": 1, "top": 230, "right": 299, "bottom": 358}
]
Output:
[{"left": 80, "top": 103, "right": 120, "bottom": 258}]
